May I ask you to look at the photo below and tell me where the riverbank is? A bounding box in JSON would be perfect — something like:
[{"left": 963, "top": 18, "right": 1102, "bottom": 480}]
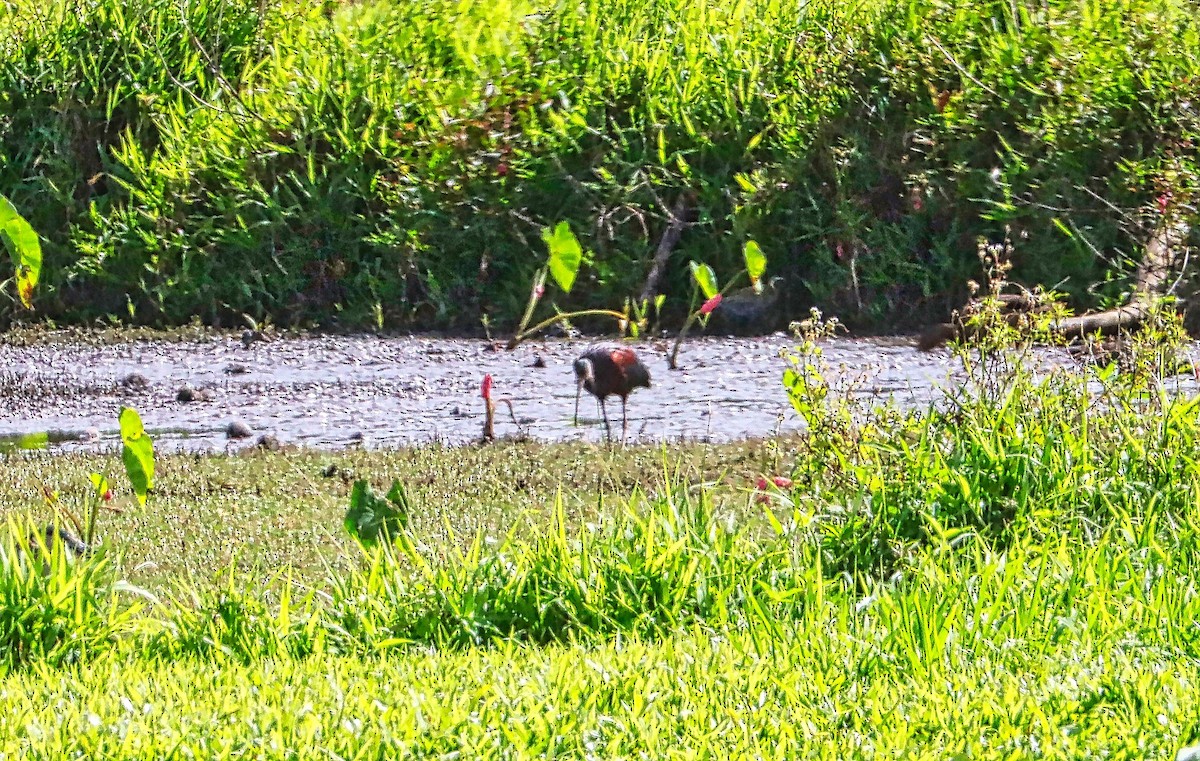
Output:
[{"left": 3, "top": 344, "right": 1200, "bottom": 756}]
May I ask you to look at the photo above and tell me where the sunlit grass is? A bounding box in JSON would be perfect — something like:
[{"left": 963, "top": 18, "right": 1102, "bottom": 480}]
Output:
[{"left": 6, "top": 316, "right": 1200, "bottom": 756}]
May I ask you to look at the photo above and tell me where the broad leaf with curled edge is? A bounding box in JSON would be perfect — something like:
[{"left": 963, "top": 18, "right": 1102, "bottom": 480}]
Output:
[
  {"left": 689, "top": 260, "right": 719, "bottom": 300},
  {"left": 543, "top": 221, "right": 583, "bottom": 294},
  {"left": 0, "top": 194, "right": 41, "bottom": 309},
  {"left": 743, "top": 240, "right": 767, "bottom": 293},
  {"left": 119, "top": 407, "right": 154, "bottom": 506},
  {"left": 344, "top": 479, "right": 411, "bottom": 547}
]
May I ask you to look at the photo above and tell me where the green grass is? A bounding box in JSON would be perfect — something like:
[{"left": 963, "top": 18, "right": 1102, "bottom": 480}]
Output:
[
  {"left": 0, "top": 438, "right": 799, "bottom": 590},
  {"left": 6, "top": 315, "right": 1200, "bottom": 756},
  {"left": 2, "top": 0, "right": 1198, "bottom": 329}
]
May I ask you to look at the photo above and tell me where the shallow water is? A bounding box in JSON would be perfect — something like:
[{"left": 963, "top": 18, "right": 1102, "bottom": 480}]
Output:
[{"left": 0, "top": 333, "right": 1151, "bottom": 453}]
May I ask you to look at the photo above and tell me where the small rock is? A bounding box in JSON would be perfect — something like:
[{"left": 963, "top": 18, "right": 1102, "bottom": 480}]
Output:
[
  {"left": 176, "top": 385, "right": 214, "bottom": 403},
  {"left": 321, "top": 464, "right": 339, "bottom": 478},
  {"left": 348, "top": 431, "right": 366, "bottom": 447},
  {"left": 120, "top": 372, "right": 149, "bottom": 391},
  {"left": 451, "top": 405, "right": 463, "bottom": 417},
  {"left": 225, "top": 421, "right": 253, "bottom": 439},
  {"left": 224, "top": 363, "right": 250, "bottom": 375},
  {"left": 78, "top": 427, "right": 101, "bottom": 443},
  {"left": 253, "top": 434, "right": 281, "bottom": 451},
  {"left": 530, "top": 355, "right": 547, "bottom": 368}
]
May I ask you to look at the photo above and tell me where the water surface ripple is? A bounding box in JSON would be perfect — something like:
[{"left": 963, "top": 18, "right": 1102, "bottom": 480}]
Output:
[{"left": 0, "top": 334, "right": 1072, "bottom": 453}]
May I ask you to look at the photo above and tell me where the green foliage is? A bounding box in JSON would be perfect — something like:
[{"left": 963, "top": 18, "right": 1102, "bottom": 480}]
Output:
[
  {"left": 688, "top": 260, "right": 719, "bottom": 300},
  {"left": 743, "top": 240, "right": 767, "bottom": 293},
  {"left": 542, "top": 221, "right": 583, "bottom": 295},
  {"left": 329, "top": 486, "right": 802, "bottom": 649},
  {"left": 343, "top": 479, "right": 410, "bottom": 548},
  {"left": 1, "top": 0, "right": 1197, "bottom": 329},
  {"left": 0, "top": 516, "right": 144, "bottom": 674},
  {"left": 0, "top": 194, "right": 40, "bottom": 309},
  {"left": 118, "top": 407, "right": 153, "bottom": 506}
]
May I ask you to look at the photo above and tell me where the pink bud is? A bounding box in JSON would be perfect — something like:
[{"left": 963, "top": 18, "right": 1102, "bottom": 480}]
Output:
[
  {"left": 835, "top": 242, "right": 845, "bottom": 261},
  {"left": 755, "top": 477, "right": 770, "bottom": 491},
  {"left": 533, "top": 284, "right": 545, "bottom": 299},
  {"left": 481, "top": 374, "right": 493, "bottom": 400},
  {"left": 1158, "top": 193, "right": 1171, "bottom": 213},
  {"left": 102, "top": 489, "right": 113, "bottom": 502},
  {"left": 699, "top": 294, "right": 722, "bottom": 315},
  {"left": 772, "top": 476, "right": 793, "bottom": 489}
]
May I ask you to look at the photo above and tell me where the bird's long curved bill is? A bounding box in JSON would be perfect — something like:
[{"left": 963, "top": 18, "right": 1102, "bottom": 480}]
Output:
[{"left": 573, "top": 379, "right": 583, "bottom": 425}]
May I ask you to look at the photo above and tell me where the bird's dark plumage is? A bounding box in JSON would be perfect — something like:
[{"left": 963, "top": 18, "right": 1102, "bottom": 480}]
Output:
[{"left": 573, "top": 346, "right": 651, "bottom": 441}]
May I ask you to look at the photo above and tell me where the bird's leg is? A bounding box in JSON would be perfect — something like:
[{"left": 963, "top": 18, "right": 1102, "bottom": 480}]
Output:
[
  {"left": 621, "top": 397, "right": 628, "bottom": 443},
  {"left": 574, "top": 381, "right": 583, "bottom": 425},
  {"left": 599, "top": 399, "right": 611, "bottom": 442}
]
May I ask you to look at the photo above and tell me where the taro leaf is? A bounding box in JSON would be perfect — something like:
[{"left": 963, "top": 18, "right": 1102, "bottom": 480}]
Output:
[
  {"left": 689, "top": 260, "right": 719, "bottom": 300},
  {"left": 344, "top": 479, "right": 411, "bottom": 547},
  {"left": 0, "top": 194, "right": 41, "bottom": 309},
  {"left": 543, "top": 221, "right": 583, "bottom": 294},
  {"left": 119, "top": 407, "right": 154, "bottom": 506},
  {"left": 744, "top": 240, "right": 767, "bottom": 293},
  {"left": 89, "top": 473, "right": 109, "bottom": 499}
]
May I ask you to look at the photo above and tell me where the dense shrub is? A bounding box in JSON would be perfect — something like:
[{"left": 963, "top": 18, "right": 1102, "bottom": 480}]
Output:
[{"left": 0, "top": 0, "right": 1197, "bottom": 329}]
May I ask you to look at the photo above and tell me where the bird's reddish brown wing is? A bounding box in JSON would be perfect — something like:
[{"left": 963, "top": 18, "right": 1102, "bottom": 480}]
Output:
[{"left": 609, "top": 347, "right": 639, "bottom": 371}]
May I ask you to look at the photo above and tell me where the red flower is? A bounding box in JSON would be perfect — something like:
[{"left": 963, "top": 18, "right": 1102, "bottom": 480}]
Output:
[
  {"left": 497, "top": 163, "right": 509, "bottom": 177},
  {"left": 699, "top": 294, "right": 722, "bottom": 315},
  {"left": 102, "top": 489, "right": 113, "bottom": 502},
  {"left": 755, "top": 476, "right": 794, "bottom": 501},
  {"left": 1158, "top": 193, "right": 1172, "bottom": 213},
  {"left": 481, "top": 374, "right": 493, "bottom": 401}
]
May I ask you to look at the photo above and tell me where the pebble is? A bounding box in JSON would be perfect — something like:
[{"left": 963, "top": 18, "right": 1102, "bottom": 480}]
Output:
[
  {"left": 530, "top": 355, "right": 547, "bottom": 368},
  {"left": 224, "top": 364, "right": 250, "bottom": 375},
  {"left": 226, "top": 421, "right": 254, "bottom": 439},
  {"left": 253, "top": 434, "right": 281, "bottom": 451},
  {"left": 78, "top": 427, "right": 101, "bottom": 443},
  {"left": 120, "top": 372, "right": 149, "bottom": 391},
  {"left": 177, "top": 385, "right": 214, "bottom": 403}
]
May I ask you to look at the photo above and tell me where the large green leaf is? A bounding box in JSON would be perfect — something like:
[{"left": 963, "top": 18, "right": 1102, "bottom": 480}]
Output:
[
  {"left": 543, "top": 221, "right": 583, "bottom": 294},
  {"left": 689, "top": 261, "right": 719, "bottom": 300},
  {"left": 119, "top": 407, "right": 154, "bottom": 506},
  {"left": 344, "top": 479, "right": 411, "bottom": 547},
  {"left": 0, "top": 194, "right": 41, "bottom": 309},
  {"left": 744, "top": 240, "right": 767, "bottom": 292}
]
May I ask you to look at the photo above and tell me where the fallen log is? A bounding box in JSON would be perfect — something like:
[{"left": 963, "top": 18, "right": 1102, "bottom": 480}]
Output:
[{"left": 918, "top": 215, "right": 1192, "bottom": 351}]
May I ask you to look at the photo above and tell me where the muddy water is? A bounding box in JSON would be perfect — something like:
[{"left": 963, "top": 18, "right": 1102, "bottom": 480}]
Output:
[{"left": 0, "top": 334, "right": 974, "bottom": 453}]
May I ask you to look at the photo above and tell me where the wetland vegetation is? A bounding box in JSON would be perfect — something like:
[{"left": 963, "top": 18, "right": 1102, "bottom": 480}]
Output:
[{"left": 3, "top": 299, "right": 1200, "bottom": 756}]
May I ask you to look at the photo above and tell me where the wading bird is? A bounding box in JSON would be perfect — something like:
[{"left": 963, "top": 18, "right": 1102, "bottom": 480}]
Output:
[{"left": 573, "top": 346, "right": 651, "bottom": 442}]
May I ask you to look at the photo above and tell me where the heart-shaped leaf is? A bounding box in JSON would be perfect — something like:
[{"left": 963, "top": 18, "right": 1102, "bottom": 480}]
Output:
[
  {"left": 744, "top": 240, "right": 767, "bottom": 291},
  {"left": 689, "top": 261, "right": 719, "bottom": 300},
  {"left": 119, "top": 407, "right": 154, "bottom": 506},
  {"left": 0, "top": 195, "right": 41, "bottom": 309},
  {"left": 543, "top": 221, "right": 583, "bottom": 294},
  {"left": 344, "top": 479, "right": 411, "bottom": 547}
]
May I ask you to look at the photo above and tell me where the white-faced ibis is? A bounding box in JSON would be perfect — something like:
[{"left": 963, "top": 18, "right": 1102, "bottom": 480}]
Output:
[{"left": 573, "top": 346, "right": 651, "bottom": 441}]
